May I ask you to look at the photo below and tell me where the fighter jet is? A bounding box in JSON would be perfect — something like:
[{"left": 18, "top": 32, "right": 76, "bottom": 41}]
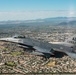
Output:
[{"left": 0, "top": 34, "right": 76, "bottom": 59}]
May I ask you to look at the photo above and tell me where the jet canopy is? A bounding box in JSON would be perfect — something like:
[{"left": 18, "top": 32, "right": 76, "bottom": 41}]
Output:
[{"left": 13, "top": 35, "right": 26, "bottom": 38}]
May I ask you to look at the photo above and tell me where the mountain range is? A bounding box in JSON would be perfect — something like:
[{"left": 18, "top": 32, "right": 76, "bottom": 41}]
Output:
[{"left": 0, "top": 17, "right": 76, "bottom": 26}]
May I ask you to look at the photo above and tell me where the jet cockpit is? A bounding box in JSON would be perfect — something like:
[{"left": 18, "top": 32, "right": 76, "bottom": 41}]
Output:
[{"left": 13, "top": 35, "right": 26, "bottom": 39}]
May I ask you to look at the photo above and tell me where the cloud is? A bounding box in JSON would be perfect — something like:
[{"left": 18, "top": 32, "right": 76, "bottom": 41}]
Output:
[{"left": 0, "top": 10, "right": 76, "bottom": 21}]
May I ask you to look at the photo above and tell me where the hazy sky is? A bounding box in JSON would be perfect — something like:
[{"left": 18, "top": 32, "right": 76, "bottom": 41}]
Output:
[{"left": 0, "top": 0, "right": 76, "bottom": 21}]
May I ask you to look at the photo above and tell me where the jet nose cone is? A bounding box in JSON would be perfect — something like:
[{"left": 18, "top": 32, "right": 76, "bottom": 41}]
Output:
[
  {"left": 0, "top": 37, "right": 15, "bottom": 42},
  {"left": 0, "top": 38, "right": 8, "bottom": 41},
  {"left": 0, "top": 37, "right": 21, "bottom": 43}
]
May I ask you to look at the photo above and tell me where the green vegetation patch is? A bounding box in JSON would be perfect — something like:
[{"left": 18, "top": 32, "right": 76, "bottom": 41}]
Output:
[
  {"left": 3, "top": 48, "right": 9, "bottom": 50},
  {"left": 11, "top": 51, "right": 22, "bottom": 56},
  {"left": 5, "top": 61, "right": 16, "bottom": 67}
]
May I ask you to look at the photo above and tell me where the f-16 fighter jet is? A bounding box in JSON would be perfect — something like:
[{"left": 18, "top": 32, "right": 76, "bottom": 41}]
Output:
[{"left": 0, "top": 34, "right": 76, "bottom": 59}]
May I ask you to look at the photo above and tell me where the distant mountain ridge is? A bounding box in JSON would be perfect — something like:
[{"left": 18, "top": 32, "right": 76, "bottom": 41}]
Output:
[
  {"left": 0, "top": 17, "right": 76, "bottom": 23},
  {"left": 59, "top": 20, "right": 76, "bottom": 25},
  {"left": 0, "top": 17, "right": 76, "bottom": 27}
]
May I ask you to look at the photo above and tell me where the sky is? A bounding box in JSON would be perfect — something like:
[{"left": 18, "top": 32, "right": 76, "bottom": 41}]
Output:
[{"left": 0, "top": 0, "right": 76, "bottom": 21}]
